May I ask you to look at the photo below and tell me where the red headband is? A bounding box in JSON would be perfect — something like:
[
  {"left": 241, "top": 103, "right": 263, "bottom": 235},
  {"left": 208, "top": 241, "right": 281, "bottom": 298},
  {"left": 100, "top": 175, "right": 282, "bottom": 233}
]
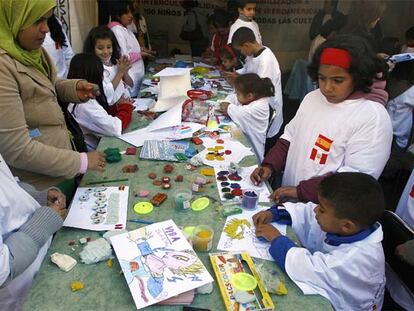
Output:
[
  {"left": 320, "top": 47, "right": 352, "bottom": 69},
  {"left": 224, "top": 45, "right": 237, "bottom": 59}
]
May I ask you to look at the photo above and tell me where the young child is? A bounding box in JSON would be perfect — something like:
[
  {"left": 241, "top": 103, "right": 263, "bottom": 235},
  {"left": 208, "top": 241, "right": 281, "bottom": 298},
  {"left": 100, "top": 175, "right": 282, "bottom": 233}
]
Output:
[
  {"left": 253, "top": 172, "right": 386, "bottom": 310},
  {"left": 108, "top": 0, "right": 145, "bottom": 98},
  {"left": 67, "top": 54, "right": 133, "bottom": 150},
  {"left": 208, "top": 9, "right": 231, "bottom": 65},
  {"left": 386, "top": 59, "right": 414, "bottom": 152},
  {"left": 84, "top": 26, "right": 133, "bottom": 107},
  {"left": 219, "top": 44, "right": 240, "bottom": 71},
  {"left": 227, "top": 0, "right": 261, "bottom": 45},
  {"left": 220, "top": 73, "right": 273, "bottom": 161},
  {"left": 227, "top": 27, "right": 283, "bottom": 139},
  {"left": 251, "top": 34, "right": 393, "bottom": 203},
  {"left": 402, "top": 26, "right": 414, "bottom": 53}
]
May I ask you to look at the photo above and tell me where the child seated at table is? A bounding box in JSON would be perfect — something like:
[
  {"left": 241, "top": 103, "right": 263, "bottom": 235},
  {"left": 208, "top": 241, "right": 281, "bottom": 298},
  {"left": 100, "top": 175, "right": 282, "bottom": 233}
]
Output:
[
  {"left": 66, "top": 53, "right": 133, "bottom": 150},
  {"left": 253, "top": 172, "right": 386, "bottom": 310},
  {"left": 219, "top": 73, "right": 273, "bottom": 162},
  {"left": 225, "top": 26, "right": 283, "bottom": 141},
  {"left": 219, "top": 45, "right": 240, "bottom": 71}
]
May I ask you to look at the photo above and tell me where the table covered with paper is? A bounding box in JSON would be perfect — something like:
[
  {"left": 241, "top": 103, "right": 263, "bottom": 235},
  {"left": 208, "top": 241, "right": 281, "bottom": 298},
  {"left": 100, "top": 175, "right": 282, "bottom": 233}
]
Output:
[{"left": 23, "top": 58, "right": 332, "bottom": 311}]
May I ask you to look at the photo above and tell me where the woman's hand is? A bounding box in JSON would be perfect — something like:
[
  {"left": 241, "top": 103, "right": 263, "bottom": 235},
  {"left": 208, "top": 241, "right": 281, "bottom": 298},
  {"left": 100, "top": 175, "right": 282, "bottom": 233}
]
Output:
[
  {"left": 76, "top": 80, "right": 100, "bottom": 101},
  {"left": 87, "top": 151, "right": 106, "bottom": 171}
]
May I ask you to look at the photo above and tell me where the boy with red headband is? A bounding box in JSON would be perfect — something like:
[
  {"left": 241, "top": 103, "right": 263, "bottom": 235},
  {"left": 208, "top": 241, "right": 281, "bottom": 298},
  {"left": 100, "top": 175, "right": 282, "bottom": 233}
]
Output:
[{"left": 251, "top": 34, "right": 393, "bottom": 203}]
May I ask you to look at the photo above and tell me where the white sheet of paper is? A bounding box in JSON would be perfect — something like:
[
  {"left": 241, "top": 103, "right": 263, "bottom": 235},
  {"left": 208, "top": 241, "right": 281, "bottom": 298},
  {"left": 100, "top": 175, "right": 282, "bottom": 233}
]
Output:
[
  {"left": 147, "top": 102, "right": 184, "bottom": 131},
  {"left": 134, "top": 98, "right": 155, "bottom": 111},
  {"left": 64, "top": 186, "right": 128, "bottom": 231},
  {"left": 217, "top": 207, "right": 287, "bottom": 261},
  {"left": 215, "top": 165, "right": 271, "bottom": 203},
  {"left": 152, "top": 95, "right": 188, "bottom": 113},
  {"left": 111, "top": 219, "right": 213, "bottom": 309},
  {"left": 154, "top": 67, "right": 192, "bottom": 78}
]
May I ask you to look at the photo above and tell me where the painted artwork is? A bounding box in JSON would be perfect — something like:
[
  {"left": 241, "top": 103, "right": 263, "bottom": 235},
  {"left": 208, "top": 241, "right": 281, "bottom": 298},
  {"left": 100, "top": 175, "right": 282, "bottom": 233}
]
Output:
[
  {"left": 64, "top": 186, "right": 128, "bottom": 231},
  {"left": 217, "top": 207, "right": 287, "bottom": 261},
  {"left": 111, "top": 220, "right": 214, "bottom": 309}
]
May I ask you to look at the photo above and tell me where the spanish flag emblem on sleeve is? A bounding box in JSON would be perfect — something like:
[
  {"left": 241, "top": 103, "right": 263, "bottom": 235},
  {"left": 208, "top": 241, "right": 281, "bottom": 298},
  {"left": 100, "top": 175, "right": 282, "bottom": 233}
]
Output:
[{"left": 310, "top": 134, "right": 334, "bottom": 165}]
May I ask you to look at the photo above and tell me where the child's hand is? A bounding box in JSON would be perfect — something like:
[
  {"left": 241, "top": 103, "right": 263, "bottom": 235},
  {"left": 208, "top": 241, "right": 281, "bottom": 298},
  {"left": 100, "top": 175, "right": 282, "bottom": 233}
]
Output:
[
  {"left": 47, "top": 189, "right": 66, "bottom": 210},
  {"left": 255, "top": 224, "right": 281, "bottom": 242},
  {"left": 219, "top": 102, "right": 230, "bottom": 115},
  {"left": 252, "top": 210, "right": 273, "bottom": 226},
  {"left": 270, "top": 186, "right": 298, "bottom": 203},
  {"left": 221, "top": 71, "right": 238, "bottom": 86},
  {"left": 250, "top": 166, "right": 272, "bottom": 186},
  {"left": 117, "top": 55, "right": 132, "bottom": 74}
]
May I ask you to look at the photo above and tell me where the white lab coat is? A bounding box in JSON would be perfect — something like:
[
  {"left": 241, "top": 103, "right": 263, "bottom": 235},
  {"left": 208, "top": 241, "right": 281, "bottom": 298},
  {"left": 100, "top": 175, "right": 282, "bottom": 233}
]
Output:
[
  {"left": 281, "top": 89, "right": 393, "bottom": 187},
  {"left": 42, "top": 32, "right": 74, "bottom": 79},
  {"left": 386, "top": 85, "right": 414, "bottom": 150},
  {"left": 103, "top": 63, "right": 130, "bottom": 105},
  {"left": 283, "top": 202, "right": 385, "bottom": 311},
  {"left": 110, "top": 24, "right": 145, "bottom": 98},
  {"left": 236, "top": 47, "right": 283, "bottom": 137},
  {"left": 0, "top": 154, "right": 51, "bottom": 310},
  {"left": 225, "top": 93, "right": 269, "bottom": 162},
  {"left": 68, "top": 100, "right": 122, "bottom": 150},
  {"left": 396, "top": 168, "right": 414, "bottom": 227},
  {"left": 227, "top": 18, "right": 262, "bottom": 45}
]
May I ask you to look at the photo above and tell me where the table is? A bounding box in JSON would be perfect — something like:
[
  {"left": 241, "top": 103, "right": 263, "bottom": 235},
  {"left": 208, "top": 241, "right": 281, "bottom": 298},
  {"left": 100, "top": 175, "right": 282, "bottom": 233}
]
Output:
[{"left": 23, "top": 95, "right": 332, "bottom": 311}]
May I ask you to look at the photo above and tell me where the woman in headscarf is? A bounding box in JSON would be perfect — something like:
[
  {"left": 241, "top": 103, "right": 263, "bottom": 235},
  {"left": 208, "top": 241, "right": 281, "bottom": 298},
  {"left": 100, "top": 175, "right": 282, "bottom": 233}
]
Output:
[{"left": 0, "top": 0, "right": 106, "bottom": 192}]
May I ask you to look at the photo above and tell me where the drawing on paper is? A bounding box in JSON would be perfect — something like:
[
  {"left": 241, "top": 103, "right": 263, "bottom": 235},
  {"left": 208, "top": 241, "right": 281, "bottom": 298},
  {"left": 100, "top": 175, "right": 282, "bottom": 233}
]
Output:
[{"left": 111, "top": 220, "right": 213, "bottom": 309}]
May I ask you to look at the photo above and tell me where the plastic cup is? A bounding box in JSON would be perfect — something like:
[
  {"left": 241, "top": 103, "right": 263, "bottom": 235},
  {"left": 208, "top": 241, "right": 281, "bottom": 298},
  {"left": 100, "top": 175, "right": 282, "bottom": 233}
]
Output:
[
  {"left": 241, "top": 189, "right": 259, "bottom": 210},
  {"left": 173, "top": 189, "right": 192, "bottom": 212},
  {"left": 192, "top": 225, "right": 214, "bottom": 252},
  {"left": 230, "top": 125, "right": 242, "bottom": 139}
]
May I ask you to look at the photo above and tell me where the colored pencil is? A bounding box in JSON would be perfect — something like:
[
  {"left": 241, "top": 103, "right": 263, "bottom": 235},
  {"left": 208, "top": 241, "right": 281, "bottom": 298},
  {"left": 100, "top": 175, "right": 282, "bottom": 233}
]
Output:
[
  {"left": 128, "top": 219, "right": 154, "bottom": 225},
  {"left": 86, "top": 178, "right": 128, "bottom": 185}
]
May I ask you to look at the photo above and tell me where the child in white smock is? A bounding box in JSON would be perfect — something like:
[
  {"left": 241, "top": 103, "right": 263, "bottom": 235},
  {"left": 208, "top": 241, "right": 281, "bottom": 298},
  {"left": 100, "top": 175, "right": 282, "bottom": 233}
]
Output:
[{"left": 227, "top": 0, "right": 261, "bottom": 45}]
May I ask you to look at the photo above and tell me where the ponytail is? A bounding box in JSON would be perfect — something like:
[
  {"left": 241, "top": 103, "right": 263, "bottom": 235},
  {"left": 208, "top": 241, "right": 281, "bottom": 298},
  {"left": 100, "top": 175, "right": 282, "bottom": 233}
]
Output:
[{"left": 234, "top": 73, "right": 275, "bottom": 99}]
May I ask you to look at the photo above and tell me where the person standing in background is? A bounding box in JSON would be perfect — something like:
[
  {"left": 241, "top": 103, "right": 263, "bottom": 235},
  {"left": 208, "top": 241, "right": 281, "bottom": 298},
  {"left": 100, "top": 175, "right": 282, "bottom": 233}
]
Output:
[{"left": 309, "top": 0, "right": 345, "bottom": 41}]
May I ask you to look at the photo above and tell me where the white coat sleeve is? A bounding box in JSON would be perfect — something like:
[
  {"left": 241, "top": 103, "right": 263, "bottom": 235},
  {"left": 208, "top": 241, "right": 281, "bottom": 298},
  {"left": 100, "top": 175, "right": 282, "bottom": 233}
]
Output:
[
  {"left": 224, "top": 93, "right": 239, "bottom": 105},
  {"left": 338, "top": 106, "right": 393, "bottom": 178},
  {"left": 0, "top": 229, "right": 11, "bottom": 286},
  {"left": 103, "top": 79, "right": 116, "bottom": 105},
  {"left": 71, "top": 101, "right": 122, "bottom": 137}
]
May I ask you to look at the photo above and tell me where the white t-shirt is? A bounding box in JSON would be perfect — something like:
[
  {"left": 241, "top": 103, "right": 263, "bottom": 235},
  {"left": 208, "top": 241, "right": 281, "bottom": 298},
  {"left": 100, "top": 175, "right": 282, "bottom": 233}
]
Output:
[
  {"left": 228, "top": 18, "right": 262, "bottom": 45},
  {"left": 42, "top": 32, "right": 74, "bottom": 79},
  {"left": 226, "top": 93, "right": 270, "bottom": 162},
  {"left": 103, "top": 63, "right": 130, "bottom": 105},
  {"left": 284, "top": 201, "right": 385, "bottom": 311},
  {"left": 386, "top": 85, "right": 414, "bottom": 149},
  {"left": 281, "top": 89, "right": 393, "bottom": 187},
  {"left": 110, "top": 24, "right": 145, "bottom": 97},
  {"left": 237, "top": 47, "right": 283, "bottom": 137},
  {"left": 68, "top": 100, "right": 122, "bottom": 150}
]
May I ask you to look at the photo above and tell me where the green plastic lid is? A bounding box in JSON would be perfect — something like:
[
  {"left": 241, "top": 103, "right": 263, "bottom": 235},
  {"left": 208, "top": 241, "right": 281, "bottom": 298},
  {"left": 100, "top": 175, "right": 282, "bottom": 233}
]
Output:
[
  {"left": 231, "top": 272, "right": 258, "bottom": 291},
  {"left": 191, "top": 197, "right": 210, "bottom": 211},
  {"left": 183, "top": 226, "right": 195, "bottom": 236},
  {"left": 134, "top": 202, "right": 154, "bottom": 214}
]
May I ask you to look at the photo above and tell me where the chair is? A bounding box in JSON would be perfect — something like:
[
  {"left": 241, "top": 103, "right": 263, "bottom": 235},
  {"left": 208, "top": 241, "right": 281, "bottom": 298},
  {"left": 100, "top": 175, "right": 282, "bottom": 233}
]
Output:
[{"left": 380, "top": 210, "right": 414, "bottom": 293}]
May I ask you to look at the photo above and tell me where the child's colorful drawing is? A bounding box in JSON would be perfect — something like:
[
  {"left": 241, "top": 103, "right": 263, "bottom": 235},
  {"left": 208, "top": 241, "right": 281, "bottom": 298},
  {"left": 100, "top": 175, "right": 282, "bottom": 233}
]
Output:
[
  {"left": 217, "top": 207, "right": 287, "bottom": 261},
  {"left": 111, "top": 220, "right": 214, "bottom": 309}
]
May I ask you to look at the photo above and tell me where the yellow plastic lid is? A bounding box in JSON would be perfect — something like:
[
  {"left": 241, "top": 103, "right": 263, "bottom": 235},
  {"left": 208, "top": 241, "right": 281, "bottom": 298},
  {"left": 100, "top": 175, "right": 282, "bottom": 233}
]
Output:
[
  {"left": 231, "top": 272, "right": 258, "bottom": 292},
  {"left": 191, "top": 197, "right": 210, "bottom": 211},
  {"left": 134, "top": 202, "right": 154, "bottom": 214}
]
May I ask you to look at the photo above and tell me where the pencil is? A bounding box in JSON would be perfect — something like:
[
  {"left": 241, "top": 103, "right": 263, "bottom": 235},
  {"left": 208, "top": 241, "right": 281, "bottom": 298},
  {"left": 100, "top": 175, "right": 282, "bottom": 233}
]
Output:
[
  {"left": 128, "top": 219, "right": 154, "bottom": 224},
  {"left": 86, "top": 178, "right": 129, "bottom": 185}
]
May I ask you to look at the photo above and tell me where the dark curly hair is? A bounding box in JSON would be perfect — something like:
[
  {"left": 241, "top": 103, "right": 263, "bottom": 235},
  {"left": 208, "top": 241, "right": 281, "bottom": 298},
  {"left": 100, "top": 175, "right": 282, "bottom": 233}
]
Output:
[
  {"left": 83, "top": 26, "right": 121, "bottom": 66},
  {"left": 308, "top": 34, "right": 388, "bottom": 93}
]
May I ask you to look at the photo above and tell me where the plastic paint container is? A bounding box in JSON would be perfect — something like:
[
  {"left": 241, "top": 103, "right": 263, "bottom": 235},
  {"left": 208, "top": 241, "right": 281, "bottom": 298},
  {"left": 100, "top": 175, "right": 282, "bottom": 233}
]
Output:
[
  {"left": 173, "top": 189, "right": 192, "bottom": 212},
  {"left": 241, "top": 189, "right": 258, "bottom": 210},
  {"left": 192, "top": 225, "right": 214, "bottom": 252}
]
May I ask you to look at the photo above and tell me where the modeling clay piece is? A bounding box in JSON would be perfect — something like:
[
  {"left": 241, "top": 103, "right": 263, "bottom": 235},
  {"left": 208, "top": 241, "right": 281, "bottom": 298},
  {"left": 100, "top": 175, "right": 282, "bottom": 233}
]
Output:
[
  {"left": 79, "top": 238, "right": 112, "bottom": 264},
  {"left": 162, "top": 183, "right": 171, "bottom": 189},
  {"left": 231, "top": 189, "right": 243, "bottom": 196},
  {"left": 175, "top": 175, "right": 184, "bottom": 182},
  {"left": 148, "top": 172, "right": 157, "bottom": 179},
  {"left": 106, "top": 258, "right": 113, "bottom": 268},
  {"left": 122, "top": 164, "right": 138, "bottom": 173},
  {"left": 152, "top": 180, "right": 162, "bottom": 186},
  {"left": 79, "top": 238, "right": 88, "bottom": 244},
  {"left": 216, "top": 139, "right": 224, "bottom": 144},
  {"left": 138, "top": 190, "right": 150, "bottom": 197},
  {"left": 222, "top": 205, "right": 243, "bottom": 217},
  {"left": 71, "top": 281, "right": 84, "bottom": 292},
  {"left": 225, "top": 150, "right": 232, "bottom": 155},
  {"left": 163, "top": 164, "right": 174, "bottom": 173},
  {"left": 51, "top": 252, "right": 77, "bottom": 272},
  {"left": 125, "top": 147, "right": 137, "bottom": 155},
  {"left": 104, "top": 148, "right": 122, "bottom": 163},
  {"left": 68, "top": 240, "right": 76, "bottom": 246},
  {"left": 200, "top": 168, "right": 215, "bottom": 176},
  {"left": 150, "top": 193, "right": 168, "bottom": 206},
  {"left": 162, "top": 176, "right": 170, "bottom": 183},
  {"left": 174, "top": 153, "right": 188, "bottom": 161},
  {"left": 191, "top": 136, "right": 203, "bottom": 145}
]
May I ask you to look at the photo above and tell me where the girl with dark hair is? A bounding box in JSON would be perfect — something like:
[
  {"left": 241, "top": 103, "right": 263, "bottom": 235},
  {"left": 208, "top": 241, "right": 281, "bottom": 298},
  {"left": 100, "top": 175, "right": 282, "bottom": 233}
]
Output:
[
  {"left": 219, "top": 44, "right": 239, "bottom": 71},
  {"left": 84, "top": 26, "right": 133, "bottom": 106},
  {"left": 108, "top": 0, "right": 144, "bottom": 98},
  {"left": 219, "top": 73, "right": 274, "bottom": 161},
  {"left": 42, "top": 14, "right": 74, "bottom": 78},
  {"left": 251, "top": 34, "right": 393, "bottom": 204},
  {"left": 386, "top": 59, "right": 414, "bottom": 152},
  {"left": 67, "top": 53, "right": 133, "bottom": 150}
]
